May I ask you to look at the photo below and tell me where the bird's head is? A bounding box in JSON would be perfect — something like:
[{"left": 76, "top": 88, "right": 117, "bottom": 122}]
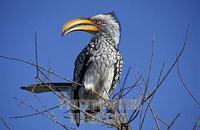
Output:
[{"left": 62, "top": 12, "right": 121, "bottom": 44}]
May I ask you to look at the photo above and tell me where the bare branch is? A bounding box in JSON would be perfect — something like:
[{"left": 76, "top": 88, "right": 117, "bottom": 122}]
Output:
[
  {"left": 0, "top": 115, "right": 12, "bottom": 130},
  {"left": 34, "top": 32, "right": 39, "bottom": 79},
  {"left": 130, "top": 32, "right": 156, "bottom": 125},
  {"left": 11, "top": 102, "right": 65, "bottom": 119},
  {"left": 193, "top": 116, "right": 200, "bottom": 130},
  {"left": 112, "top": 75, "right": 142, "bottom": 100},
  {"left": 122, "top": 75, "right": 142, "bottom": 98},
  {"left": 155, "top": 114, "right": 169, "bottom": 127},
  {"left": 119, "top": 67, "right": 131, "bottom": 99},
  {"left": 0, "top": 55, "right": 80, "bottom": 86},
  {"left": 139, "top": 32, "right": 156, "bottom": 130},
  {"left": 145, "top": 24, "right": 189, "bottom": 105},
  {"left": 167, "top": 113, "right": 180, "bottom": 130},
  {"left": 177, "top": 61, "right": 200, "bottom": 106},
  {"left": 139, "top": 86, "right": 161, "bottom": 130},
  {"left": 13, "top": 97, "right": 73, "bottom": 130}
]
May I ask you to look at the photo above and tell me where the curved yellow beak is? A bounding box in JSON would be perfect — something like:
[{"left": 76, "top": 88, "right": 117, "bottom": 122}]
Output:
[{"left": 62, "top": 18, "right": 99, "bottom": 36}]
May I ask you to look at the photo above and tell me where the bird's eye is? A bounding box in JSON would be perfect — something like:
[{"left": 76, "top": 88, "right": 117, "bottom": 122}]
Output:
[
  {"left": 96, "top": 20, "right": 102, "bottom": 24},
  {"left": 93, "top": 20, "right": 102, "bottom": 25}
]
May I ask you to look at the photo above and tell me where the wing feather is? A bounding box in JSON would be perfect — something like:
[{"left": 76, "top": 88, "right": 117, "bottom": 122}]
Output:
[{"left": 72, "top": 46, "right": 92, "bottom": 126}]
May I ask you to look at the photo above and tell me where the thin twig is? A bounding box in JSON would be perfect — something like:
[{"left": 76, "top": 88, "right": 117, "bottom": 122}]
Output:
[
  {"left": 139, "top": 32, "right": 156, "bottom": 130},
  {"left": 128, "top": 75, "right": 143, "bottom": 124},
  {"left": 119, "top": 67, "right": 131, "bottom": 114},
  {"left": 139, "top": 103, "right": 148, "bottom": 130},
  {"left": 155, "top": 114, "right": 169, "bottom": 127},
  {"left": 0, "top": 55, "right": 80, "bottom": 86},
  {"left": 122, "top": 75, "right": 142, "bottom": 98},
  {"left": 142, "top": 63, "right": 165, "bottom": 128},
  {"left": 167, "top": 113, "right": 180, "bottom": 130},
  {"left": 148, "top": 106, "right": 160, "bottom": 130},
  {"left": 129, "top": 25, "right": 189, "bottom": 125},
  {"left": 177, "top": 61, "right": 200, "bottom": 106},
  {"left": 112, "top": 75, "right": 142, "bottom": 100},
  {"left": 131, "top": 32, "right": 156, "bottom": 125},
  {"left": 138, "top": 78, "right": 160, "bottom": 130},
  {"left": 119, "top": 67, "right": 131, "bottom": 99},
  {"left": 145, "top": 24, "right": 189, "bottom": 106},
  {"left": 11, "top": 102, "right": 65, "bottom": 119},
  {"left": 33, "top": 33, "right": 58, "bottom": 122},
  {"left": 34, "top": 92, "right": 59, "bottom": 123},
  {"left": 34, "top": 32, "right": 39, "bottom": 79},
  {"left": 13, "top": 97, "right": 72, "bottom": 130},
  {"left": 139, "top": 89, "right": 161, "bottom": 130},
  {"left": 145, "top": 63, "right": 165, "bottom": 105},
  {"left": 0, "top": 115, "right": 12, "bottom": 130},
  {"left": 193, "top": 116, "right": 200, "bottom": 130},
  {"left": 138, "top": 101, "right": 144, "bottom": 129}
]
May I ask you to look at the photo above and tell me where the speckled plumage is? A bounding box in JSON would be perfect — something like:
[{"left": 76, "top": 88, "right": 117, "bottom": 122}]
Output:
[{"left": 72, "top": 32, "right": 123, "bottom": 100}]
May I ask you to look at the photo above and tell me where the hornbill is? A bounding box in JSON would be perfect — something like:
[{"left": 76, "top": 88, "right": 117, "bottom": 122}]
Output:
[{"left": 21, "top": 12, "right": 123, "bottom": 127}]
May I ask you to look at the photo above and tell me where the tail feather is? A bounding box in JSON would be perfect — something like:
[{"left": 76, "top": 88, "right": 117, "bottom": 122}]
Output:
[
  {"left": 21, "top": 83, "right": 72, "bottom": 93},
  {"left": 21, "top": 82, "right": 81, "bottom": 126},
  {"left": 74, "top": 111, "right": 80, "bottom": 127},
  {"left": 72, "top": 99, "right": 80, "bottom": 127}
]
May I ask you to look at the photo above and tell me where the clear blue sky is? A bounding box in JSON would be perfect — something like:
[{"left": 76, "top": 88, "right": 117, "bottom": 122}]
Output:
[{"left": 0, "top": 0, "right": 199, "bottom": 130}]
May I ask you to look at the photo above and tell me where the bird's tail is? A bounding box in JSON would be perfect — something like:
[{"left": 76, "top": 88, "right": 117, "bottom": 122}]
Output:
[
  {"left": 21, "top": 82, "right": 81, "bottom": 126},
  {"left": 70, "top": 86, "right": 81, "bottom": 127},
  {"left": 21, "top": 83, "right": 72, "bottom": 93},
  {"left": 72, "top": 100, "right": 80, "bottom": 127},
  {"left": 21, "top": 83, "right": 80, "bottom": 126}
]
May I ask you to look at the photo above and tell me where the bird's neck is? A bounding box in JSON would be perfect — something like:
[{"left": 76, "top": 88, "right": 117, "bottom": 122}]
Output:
[{"left": 94, "top": 31, "right": 120, "bottom": 48}]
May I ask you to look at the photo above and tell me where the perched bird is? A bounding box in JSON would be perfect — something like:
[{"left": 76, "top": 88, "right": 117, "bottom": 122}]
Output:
[
  {"left": 21, "top": 12, "right": 123, "bottom": 127},
  {"left": 62, "top": 12, "right": 123, "bottom": 126}
]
